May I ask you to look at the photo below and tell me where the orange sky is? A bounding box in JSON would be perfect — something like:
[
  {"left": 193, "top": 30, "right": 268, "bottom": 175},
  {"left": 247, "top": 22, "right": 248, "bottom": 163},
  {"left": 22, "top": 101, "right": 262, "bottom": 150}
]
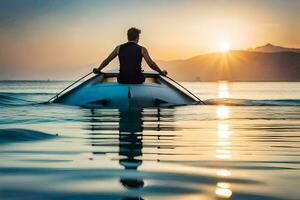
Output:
[{"left": 0, "top": 0, "right": 299, "bottom": 79}]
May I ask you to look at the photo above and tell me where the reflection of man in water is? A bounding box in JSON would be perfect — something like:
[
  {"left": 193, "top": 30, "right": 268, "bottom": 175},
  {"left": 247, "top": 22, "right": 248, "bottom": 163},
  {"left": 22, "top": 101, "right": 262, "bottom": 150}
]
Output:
[
  {"left": 93, "top": 27, "right": 167, "bottom": 84},
  {"left": 119, "top": 110, "right": 144, "bottom": 190},
  {"left": 89, "top": 109, "right": 144, "bottom": 199},
  {"left": 89, "top": 109, "right": 176, "bottom": 199}
]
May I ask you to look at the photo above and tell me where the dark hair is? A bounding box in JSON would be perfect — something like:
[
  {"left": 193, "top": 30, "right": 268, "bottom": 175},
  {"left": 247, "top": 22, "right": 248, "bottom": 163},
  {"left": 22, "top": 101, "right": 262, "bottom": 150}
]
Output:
[{"left": 127, "top": 27, "right": 141, "bottom": 41}]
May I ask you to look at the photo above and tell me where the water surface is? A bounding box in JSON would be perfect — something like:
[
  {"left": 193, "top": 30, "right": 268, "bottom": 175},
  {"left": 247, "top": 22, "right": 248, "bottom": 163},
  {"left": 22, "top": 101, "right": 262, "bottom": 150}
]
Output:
[{"left": 0, "top": 81, "right": 300, "bottom": 200}]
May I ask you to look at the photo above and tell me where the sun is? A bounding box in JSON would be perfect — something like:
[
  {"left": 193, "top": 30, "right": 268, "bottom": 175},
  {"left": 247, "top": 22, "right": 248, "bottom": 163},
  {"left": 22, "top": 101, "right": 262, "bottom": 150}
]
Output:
[{"left": 218, "top": 41, "right": 231, "bottom": 53}]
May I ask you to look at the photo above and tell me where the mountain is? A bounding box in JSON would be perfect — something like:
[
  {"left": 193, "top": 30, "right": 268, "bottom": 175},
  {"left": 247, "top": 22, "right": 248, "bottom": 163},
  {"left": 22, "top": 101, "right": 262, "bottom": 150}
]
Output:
[
  {"left": 157, "top": 49, "right": 300, "bottom": 81},
  {"left": 250, "top": 43, "right": 300, "bottom": 53}
]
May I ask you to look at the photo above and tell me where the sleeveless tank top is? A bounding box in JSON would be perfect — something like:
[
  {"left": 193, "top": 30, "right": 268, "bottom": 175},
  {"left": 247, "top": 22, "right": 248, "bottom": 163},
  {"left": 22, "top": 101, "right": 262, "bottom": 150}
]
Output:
[{"left": 118, "top": 42, "right": 145, "bottom": 84}]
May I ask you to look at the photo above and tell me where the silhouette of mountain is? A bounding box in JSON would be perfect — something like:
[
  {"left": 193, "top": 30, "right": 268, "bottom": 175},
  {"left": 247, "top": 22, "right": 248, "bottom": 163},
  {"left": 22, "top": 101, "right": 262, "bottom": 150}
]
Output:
[
  {"left": 158, "top": 49, "right": 300, "bottom": 81},
  {"left": 250, "top": 43, "right": 300, "bottom": 53}
]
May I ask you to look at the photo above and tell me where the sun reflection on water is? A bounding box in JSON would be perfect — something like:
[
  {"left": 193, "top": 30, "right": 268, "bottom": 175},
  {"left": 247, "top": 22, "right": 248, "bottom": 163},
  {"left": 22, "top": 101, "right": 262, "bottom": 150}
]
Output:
[
  {"left": 218, "top": 123, "right": 231, "bottom": 138},
  {"left": 216, "top": 169, "right": 231, "bottom": 177},
  {"left": 215, "top": 81, "right": 233, "bottom": 199},
  {"left": 218, "top": 81, "right": 229, "bottom": 98},
  {"left": 217, "top": 106, "right": 229, "bottom": 119},
  {"left": 216, "top": 122, "right": 232, "bottom": 160},
  {"left": 216, "top": 181, "right": 232, "bottom": 198},
  {"left": 216, "top": 187, "right": 233, "bottom": 198}
]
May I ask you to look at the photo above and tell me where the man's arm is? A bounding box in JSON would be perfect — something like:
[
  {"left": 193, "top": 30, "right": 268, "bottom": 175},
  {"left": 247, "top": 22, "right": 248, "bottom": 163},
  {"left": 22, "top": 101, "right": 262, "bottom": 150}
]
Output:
[
  {"left": 142, "top": 47, "right": 167, "bottom": 76},
  {"left": 94, "top": 46, "right": 119, "bottom": 73}
]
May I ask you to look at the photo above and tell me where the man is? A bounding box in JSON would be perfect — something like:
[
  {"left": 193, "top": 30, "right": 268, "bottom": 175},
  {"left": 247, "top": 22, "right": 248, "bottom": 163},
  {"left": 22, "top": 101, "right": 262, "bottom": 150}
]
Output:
[{"left": 93, "top": 27, "right": 167, "bottom": 84}]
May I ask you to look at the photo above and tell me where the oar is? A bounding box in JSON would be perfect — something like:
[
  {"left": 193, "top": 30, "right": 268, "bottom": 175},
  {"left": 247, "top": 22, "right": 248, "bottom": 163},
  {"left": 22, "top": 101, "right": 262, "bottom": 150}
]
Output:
[
  {"left": 165, "top": 75, "right": 206, "bottom": 105},
  {"left": 47, "top": 71, "right": 94, "bottom": 103}
]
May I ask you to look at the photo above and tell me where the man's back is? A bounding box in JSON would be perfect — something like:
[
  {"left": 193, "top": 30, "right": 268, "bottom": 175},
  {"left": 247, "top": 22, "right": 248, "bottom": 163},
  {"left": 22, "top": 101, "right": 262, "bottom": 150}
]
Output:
[
  {"left": 118, "top": 42, "right": 144, "bottom": 84},
  {"left": 94, "top": 27, "right": 167, "bottom": 80}
]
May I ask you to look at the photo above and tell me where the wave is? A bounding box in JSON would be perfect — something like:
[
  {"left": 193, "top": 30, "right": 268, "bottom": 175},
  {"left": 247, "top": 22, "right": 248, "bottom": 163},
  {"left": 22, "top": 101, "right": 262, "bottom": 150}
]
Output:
[
  {"left": 0, "top": 129, "right": 58, "bottom": 144},
  {"left": 0, "top": 94, "right": 40, "bottom": 106},
  {"left": 0, "top": 92, "right": 56, "bottom": 95},
  {"left": 204, "top": 98, "right": 300, "bottom": 106}
]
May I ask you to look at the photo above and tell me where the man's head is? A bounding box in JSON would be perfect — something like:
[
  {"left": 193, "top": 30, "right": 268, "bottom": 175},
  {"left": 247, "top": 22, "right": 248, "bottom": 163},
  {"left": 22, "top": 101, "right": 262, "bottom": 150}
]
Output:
[{"left": 127, "top": 27, "right": 141, "bottom": 43}]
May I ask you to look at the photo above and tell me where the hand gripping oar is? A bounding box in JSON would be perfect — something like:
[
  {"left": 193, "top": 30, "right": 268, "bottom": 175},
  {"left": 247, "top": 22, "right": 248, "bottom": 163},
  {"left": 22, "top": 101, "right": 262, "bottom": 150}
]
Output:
[
  {"left": 47, "top": 71, "right": 94, "bottom": 103},
  {"left": 165, "top": 75, "right": 206, "bottom": 105}
]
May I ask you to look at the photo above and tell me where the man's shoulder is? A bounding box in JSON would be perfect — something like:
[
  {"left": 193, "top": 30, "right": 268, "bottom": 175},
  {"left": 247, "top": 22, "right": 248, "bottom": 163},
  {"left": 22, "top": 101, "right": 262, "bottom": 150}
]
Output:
[
  {"left": 118, "top": 43, "right": 128, "bottom": 49},
  {"left": 141, "top": 46, "right": 148, "bottom": 54}
]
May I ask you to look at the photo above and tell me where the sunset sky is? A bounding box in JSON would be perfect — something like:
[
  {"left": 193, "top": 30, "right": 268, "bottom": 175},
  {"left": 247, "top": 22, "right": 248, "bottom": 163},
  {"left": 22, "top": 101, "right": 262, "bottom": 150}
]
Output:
[{"left": 0, "top": 0, "right": 299, "bottom": 80}]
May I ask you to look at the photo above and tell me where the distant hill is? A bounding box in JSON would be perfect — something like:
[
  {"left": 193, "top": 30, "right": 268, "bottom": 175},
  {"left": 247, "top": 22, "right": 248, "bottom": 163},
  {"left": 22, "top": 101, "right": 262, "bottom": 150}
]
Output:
[
  {"left": 158, "top": 49, "right": 300, "bottom": 81},
  {"left": 250, "top": 43, "right": 300, "bottom": 53}
]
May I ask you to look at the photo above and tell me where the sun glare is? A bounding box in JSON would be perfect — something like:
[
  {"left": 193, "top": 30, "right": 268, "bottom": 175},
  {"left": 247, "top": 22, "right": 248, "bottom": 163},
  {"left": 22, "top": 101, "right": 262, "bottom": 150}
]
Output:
[{"left": 218, "top": 41, "right": 231, "bottom": 52}]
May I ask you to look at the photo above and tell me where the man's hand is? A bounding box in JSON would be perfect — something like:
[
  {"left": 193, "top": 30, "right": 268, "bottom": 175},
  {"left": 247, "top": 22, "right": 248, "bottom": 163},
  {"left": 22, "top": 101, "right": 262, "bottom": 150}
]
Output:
[
  {"left": 160, "top": 70, "right": 168, "bottom": 76},
  {"left": 93, "top": 68, "right": 101, "bottom": 74}
]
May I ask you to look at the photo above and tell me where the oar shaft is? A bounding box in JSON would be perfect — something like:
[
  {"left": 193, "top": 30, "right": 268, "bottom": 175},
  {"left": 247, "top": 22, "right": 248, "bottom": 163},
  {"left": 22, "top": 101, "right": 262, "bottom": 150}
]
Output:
[
  {"left": 165, "top": 76, "right": 206, "bottom": 105},
  {"left": 47, "top": 72, "right": 94, "bottom": 103}
]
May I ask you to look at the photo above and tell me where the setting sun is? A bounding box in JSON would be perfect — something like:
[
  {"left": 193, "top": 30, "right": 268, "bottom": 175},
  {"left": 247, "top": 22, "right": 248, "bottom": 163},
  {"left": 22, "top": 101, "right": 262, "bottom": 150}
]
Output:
[{"left": 218, "top": 41, "right": 231, "bottom": 52}]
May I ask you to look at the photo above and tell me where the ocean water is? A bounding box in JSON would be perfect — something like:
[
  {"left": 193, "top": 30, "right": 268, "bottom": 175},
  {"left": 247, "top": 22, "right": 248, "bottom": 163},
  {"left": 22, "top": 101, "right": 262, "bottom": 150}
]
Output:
[{"left": 0, "top": 80, "right": 300, "bottom": 200}]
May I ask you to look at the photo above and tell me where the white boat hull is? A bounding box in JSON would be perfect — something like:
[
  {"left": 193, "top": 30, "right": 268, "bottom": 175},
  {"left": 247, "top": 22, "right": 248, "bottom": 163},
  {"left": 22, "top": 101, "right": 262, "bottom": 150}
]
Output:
[{"left": 52, "top": 71, "right": 200, "bottom": 109}]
